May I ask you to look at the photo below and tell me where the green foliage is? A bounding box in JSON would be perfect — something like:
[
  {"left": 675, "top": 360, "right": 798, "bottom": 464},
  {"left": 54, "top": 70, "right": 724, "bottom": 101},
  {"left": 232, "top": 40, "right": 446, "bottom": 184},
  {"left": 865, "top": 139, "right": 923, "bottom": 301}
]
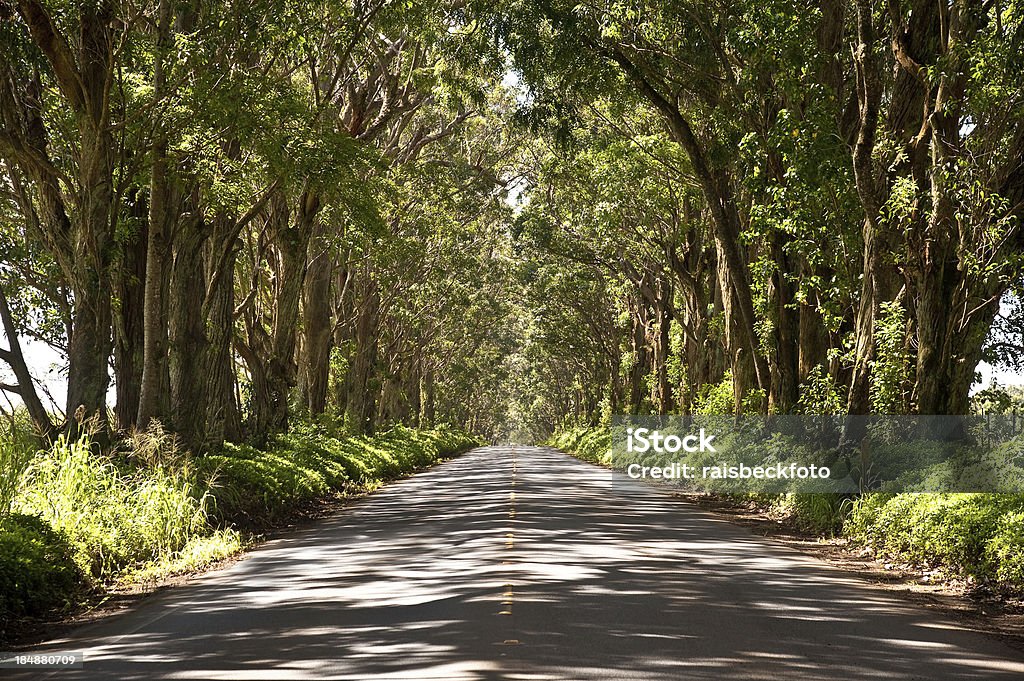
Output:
[
  {"left": 0, "top": 514, "right": 83, "bottom": 624},
  {"left": 198, "top": 425, "right": 479, "bottom": 524},
  {"left": 870, "top": 301, "right": 911, "bottom": 414},
  {"left": 987, "top": 511, "right": 1024, "bottom": 585},
  {"left": 741, "top": 388, "right": 767, "bottom": 415},
  {"left": 773, "top": 493, "right": 852, "bottom": 535},
  {"left": 1, "top": 424, "right": 475, "bottom": 631},
  {"left": 847, "top": 493, "right": 1024, "bottom": 586},
  {"left": 123, "top": 530, "right": 243, "bottom": 584},
  {"left": 972, "top": 384, "right": 1024, "bottom": 415},
  {"left": 548, "top": 426, "right": 612, "bottom": 465},
  {"left": 797, "top": 365, "right": 845, "bottom": 415},
  {"left": 983, "top": 291, "right": 1024, "bottom": 374},
  {"left": 846, "top": 432, "right": 1024, "bottom": 496},
  {"left": 15, "top": 435, "right": 210, "bottom": 578},
  {"left": 552, "top": 425, "right": 850, "bottom": 533},
  {"left": 552, "top": 425, "right": 1024, "bottom": 588},
  {"left": 694, "top": 373, "right": 734, "bottom": 415},
  {"left": 0, "top": 418, "right": 36, "bottom": 520}
]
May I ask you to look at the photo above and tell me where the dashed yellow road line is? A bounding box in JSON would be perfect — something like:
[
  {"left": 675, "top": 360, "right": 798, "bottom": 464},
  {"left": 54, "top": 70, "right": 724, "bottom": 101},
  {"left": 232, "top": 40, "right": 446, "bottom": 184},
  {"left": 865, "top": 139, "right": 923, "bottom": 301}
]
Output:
[{"left": 499, "top": 449, "right": 519, "bottom": 634}]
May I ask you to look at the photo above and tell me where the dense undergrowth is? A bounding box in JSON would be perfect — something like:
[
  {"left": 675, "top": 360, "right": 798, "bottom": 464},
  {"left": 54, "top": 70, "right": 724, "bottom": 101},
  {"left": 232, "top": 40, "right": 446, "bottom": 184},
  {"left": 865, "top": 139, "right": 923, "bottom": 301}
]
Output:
[
  {"left": 0, "top": 419, "right": 477, "bottom": 638},
  {"left": 551, "top": 425, "right": 1024, "bottom": 591}
]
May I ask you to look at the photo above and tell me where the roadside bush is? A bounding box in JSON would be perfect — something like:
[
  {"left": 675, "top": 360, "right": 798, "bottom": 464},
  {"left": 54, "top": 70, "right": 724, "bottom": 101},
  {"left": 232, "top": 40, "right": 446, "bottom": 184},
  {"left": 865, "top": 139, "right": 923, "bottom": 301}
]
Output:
[
  {"left": 15, "top": 436, "right": 210, "bottom": 578},
  {"left": 0, "top": 514, "right": 83, "bottom": 623},
  {"left": 199, "top": 425, "right": 478, "bottom": 524},
  {"left": 0, "top": 441, "right": 32, "bottom": 523},
  {"left": 774, "top": 493, "right": 852, "bottom": 535},
  {"left": 986, "top": 511, "right": 1024, "bottom": 585},
  {"left": 796, "top": 365, "right": 844, "bottom": 415},
  {"left": 553, "top": 426, "right": 852, "bottom": 534},
  {"left": 553, "top": 423, "right": 1024, "bottom": 589},
  {"left": 124, "top": 530, "right": 243, "bottom": 584},
  {"left": 694, "top": 373, "right": 734, "bottom": 415},
  {"left": 847, "top": 493, "right": 1024, "bottom": 584},
  {"left": 549, "top": 426, "right": 610, "bottom": 464},
  {"left": 0, "top": 423, "right": 477, "bottom": 634},
  {"left": 0, "top": 411, "right": 39, "bottom": 520},
  {"left": 199, "top": 443, "right": 331, "bottom": 523}
]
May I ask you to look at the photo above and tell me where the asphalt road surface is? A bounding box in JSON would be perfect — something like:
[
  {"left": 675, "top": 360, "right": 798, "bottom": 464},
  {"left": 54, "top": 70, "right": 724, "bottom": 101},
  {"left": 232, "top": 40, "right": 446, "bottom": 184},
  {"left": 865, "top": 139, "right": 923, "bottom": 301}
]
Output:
[{"left": 15, "top": 446, "right": 1024, "bottom": 680}]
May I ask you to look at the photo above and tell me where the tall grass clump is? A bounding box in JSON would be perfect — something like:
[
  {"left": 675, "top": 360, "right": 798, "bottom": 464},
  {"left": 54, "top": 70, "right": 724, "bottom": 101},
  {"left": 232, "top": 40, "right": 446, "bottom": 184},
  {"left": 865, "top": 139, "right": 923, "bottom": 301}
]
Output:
[
  {"left": 0, "top": 441, "right": 33, "bottom": 521},
  {"left": 15, "top": 434, "right": 211, "bottom": 579},
  {"left": 0, "top": 410, "right": 41, "bottom": 519},
  {"left": 0, "top": 412, "right": 86, "bottom": 627}
]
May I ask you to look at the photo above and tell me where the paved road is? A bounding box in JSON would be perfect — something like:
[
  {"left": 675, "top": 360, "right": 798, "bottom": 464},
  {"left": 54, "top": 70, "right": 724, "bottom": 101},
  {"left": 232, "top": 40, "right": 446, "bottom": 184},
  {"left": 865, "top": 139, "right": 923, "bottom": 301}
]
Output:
[{"left": 16, "top": 446, "right": 1024, "bottom": 680}]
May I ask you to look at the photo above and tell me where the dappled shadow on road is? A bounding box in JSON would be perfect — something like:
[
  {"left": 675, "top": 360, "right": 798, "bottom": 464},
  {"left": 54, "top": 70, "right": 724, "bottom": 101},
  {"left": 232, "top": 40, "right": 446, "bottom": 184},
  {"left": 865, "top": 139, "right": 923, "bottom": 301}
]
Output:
[
  {"left": 21, "top": 446, "right": 1024, "bottom": 680},
  {"left": 504, "top": 449, "right": 1024, "bottom": 680},
  {"left": 30, "top": 448, "right": 520, "bottom": 680}
]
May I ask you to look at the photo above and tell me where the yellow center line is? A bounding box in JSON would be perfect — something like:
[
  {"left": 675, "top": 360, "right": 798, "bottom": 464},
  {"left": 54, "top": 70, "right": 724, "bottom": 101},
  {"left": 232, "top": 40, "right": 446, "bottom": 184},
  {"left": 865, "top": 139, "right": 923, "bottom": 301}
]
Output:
[{"left": 499, "top": 450, "right": 518, "bottom": 628}]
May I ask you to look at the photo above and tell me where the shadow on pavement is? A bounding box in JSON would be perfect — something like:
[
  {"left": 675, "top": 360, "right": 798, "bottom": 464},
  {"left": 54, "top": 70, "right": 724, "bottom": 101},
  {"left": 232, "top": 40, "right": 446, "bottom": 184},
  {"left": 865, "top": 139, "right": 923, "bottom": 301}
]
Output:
[{"left": 18, "top": 446, "right": 1024, "bottom": 680}]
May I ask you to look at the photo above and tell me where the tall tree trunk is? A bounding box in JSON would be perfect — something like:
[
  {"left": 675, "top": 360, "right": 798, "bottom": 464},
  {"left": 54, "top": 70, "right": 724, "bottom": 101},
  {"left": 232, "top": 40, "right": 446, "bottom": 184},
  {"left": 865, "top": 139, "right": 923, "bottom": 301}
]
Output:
[
  {"left": 608, "top": 349, "right": 622, "bottom": 413},
  {"left": 168, "top": 210, "right": 207, "bottom": 451},
  {"left": 653, "top": 281, "right": 673, "bottom": 414},
  {"left": 769, "top": 241, "right": 800, "bottom": 414},
  {"left": 846, "top": 0, "right": 886, "bottom": 417},
  {"left": 66, "top": 278, "right": 112, "bottom": 431},
  {"left": 202, "top": 214, "right": 241, "bottom": 447},
  {"left": 419, "top": 366, "right": 435, "bottom": 428},
  {"left": 346, "top": 282, "right": 380, "bottom": 434},
  {"left": 136, "top": 142, "right": 172, "bottom": 429},
  {"left": 112, "top": 196, "right": 146, "bottom": 430},
  {"left": 797, "top": 263, "right": 828, "bottom": 383},
  {"left": 299, "top": 235, "right": 333, "bottom": 415},
  {"left": 137, "top": 0, "right": 174, "bottom": 429},
  {"left": 407, "top": 354, "right": 422, "bottom": 427},
  {"left": 254, "top": 191, "right": 318, "bottom": 438}
]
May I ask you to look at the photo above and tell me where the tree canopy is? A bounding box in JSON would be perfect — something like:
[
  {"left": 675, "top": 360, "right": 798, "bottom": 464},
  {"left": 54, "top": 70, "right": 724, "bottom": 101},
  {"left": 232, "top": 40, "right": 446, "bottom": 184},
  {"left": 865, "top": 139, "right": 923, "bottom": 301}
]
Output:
[{"left": 0, "top": 0, "right": 1022, "bottom": 446}]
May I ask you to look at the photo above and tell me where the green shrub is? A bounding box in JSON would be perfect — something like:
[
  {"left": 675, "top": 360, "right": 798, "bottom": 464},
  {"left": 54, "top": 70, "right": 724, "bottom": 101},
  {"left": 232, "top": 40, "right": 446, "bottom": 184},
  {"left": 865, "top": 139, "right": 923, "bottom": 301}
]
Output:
[
  {"left": 124, "top": 529, "right": 243, "bottom": 584},
  {"left": 198, "top": 425, "right": 478, "bottom": 524},
  {"left": 0, "top": 441, "right": 33, "bottom": 521},
  {"left": 986, "top": 511, "right": 1024, "bottom": 585},
  {"left": 844, "top": 492, "right": 894, "bottom": 542},
  {"left": 0, "top": 514, "right": 83, "bottom": 622},
  {"left": 15, "top": 436, "right": 210, "bottom": 578},
  {"left": 0, "top": 422, "right": 475, "bottom": 632},
  {"left": 847, "top": 493, "right": 1024, "bottom": 584},
  {"left": 549, "top": 426, "right": 611, "bottom": 464},
  {"left": 796, "top": 365, "right": 844, "bottom": 415},
  {"left": 0, "top": 411, "right": 39, "bottom": 519},
  {"left": 870, "top": 300, "right": 911, "bottom": 413},
  {"left": 695, "top": 373, "right": 734, "bottom": 415},
  {"left": 197, "top": 442, "right": 331, "bottom": 524},
  {"left": 775, "top": 493, "right": 852, "bottom": 534}
]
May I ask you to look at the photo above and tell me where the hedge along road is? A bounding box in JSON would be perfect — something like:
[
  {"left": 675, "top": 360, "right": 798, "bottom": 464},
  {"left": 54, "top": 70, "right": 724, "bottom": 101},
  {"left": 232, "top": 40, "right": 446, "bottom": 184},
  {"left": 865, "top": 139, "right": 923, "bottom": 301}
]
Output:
[{"left": 13, "top": 446, "right": 1024, "bottom": 680}]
